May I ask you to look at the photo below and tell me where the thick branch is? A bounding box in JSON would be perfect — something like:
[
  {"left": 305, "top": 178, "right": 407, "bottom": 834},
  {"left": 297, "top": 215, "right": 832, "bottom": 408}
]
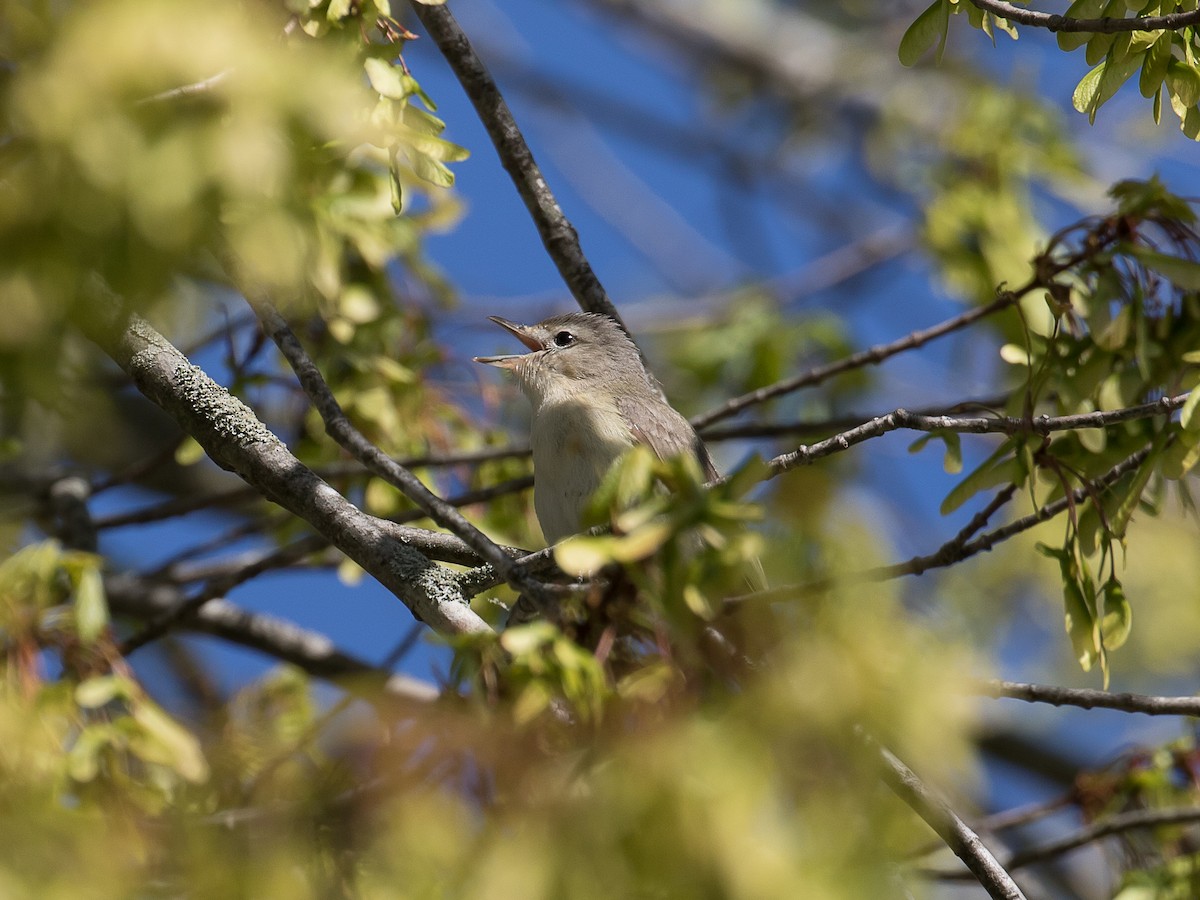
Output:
[
  {"left": 983, "top": 680, "right": 1200, "bottom": 717},
  {"left": 79, "top": 309, "right": 490, "bottom": 637},
  {"left": 250, "top": 299, "right": 549, "bottom": 605},
  {"left": 968, "top": 0, "right": 1200, "bottom": 33}
]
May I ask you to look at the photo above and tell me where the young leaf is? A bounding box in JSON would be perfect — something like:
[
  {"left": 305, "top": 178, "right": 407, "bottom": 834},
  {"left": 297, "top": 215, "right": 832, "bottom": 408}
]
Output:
[
  {"left": 899, "top": 0, "right": 950, "bottom": 67},
  {"left": 1100, "top": 579, "right": 1132, "bottom": 651}
]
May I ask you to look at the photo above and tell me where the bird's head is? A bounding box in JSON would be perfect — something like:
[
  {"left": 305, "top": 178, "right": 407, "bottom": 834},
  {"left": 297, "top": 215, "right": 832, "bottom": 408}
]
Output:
[{"left": 474, "top": 312, "right": 646, "bottom": 405}]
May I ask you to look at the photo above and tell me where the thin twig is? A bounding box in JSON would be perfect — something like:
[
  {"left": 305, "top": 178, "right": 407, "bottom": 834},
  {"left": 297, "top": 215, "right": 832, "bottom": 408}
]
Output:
[
  {"left": 1004, "top": 807, "right": 1200, "bottom": 871},
  {"left": 765, "top": 394, "right": 1185, "bottom": 475},
  {"left": 698, "top": 393, "right": 1012, "bottom": 442},
  {"left": 930, "top": 806, "right": 1200, "bottom": 879},
  {"left": 870, "top": 735, "right": 1027, "bottom": 899},
  {"left": 119, "top": 534, "right": 329, "bottom": 655},
  {"left": 105, "top": 573, "right": 435, "bottom": 700},
  {"left": 693, "top": 291, "right": 1021, "bottom": 428},
  {"left": 736, "top": 445, "right": 1153, "bottom": 603},
  {"left": 968, "top": 0, "right": 1200, "bottom": 33},
  {"left": 983, "top": 680, "right": 1200, "bottom": 717}
]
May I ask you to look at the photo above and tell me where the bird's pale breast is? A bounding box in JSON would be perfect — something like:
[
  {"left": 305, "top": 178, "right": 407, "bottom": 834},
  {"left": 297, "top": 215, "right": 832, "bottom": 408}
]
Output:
[{"left": 531, "top": 395, "right": 634, "bottom": 544}]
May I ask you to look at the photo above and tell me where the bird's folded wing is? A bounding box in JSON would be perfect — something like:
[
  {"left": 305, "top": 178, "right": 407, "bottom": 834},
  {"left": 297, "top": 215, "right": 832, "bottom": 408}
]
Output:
[{"left": 615, "top": 394, "right": 719, "bottom": 483}]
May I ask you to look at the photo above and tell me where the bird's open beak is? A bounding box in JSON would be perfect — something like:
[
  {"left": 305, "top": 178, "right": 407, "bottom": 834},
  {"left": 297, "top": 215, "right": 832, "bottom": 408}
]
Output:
[{"left": 473, "top": 316, "right": 543, "bottom": 367}]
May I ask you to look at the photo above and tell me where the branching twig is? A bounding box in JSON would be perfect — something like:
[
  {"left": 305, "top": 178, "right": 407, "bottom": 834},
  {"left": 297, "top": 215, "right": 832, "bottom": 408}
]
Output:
[
  {"left": 1004, "top": 807, "right": 1200, "bottom": 872},
  {"left": 870, "top": 736, "right": 1027, "bottom": 899},
  {"left": 968, "top": 0, "right": 1200, "bottom": 33},
  {"left": 250, "top": 298, "right": 550, "bottom": 606},
  {"left": 78, "top": 306, "right": 490, "bottom": 637},
  {"left": 983, "top": 680, "right": 1200, "bottom": 717},
  {"left": 930, "top": 806, "right": 1200, "bottom": 879},
  {"left": 737, "top": 446, "right": 1152, "bottom": 603},
  {"left": 765, "top": 394, "right": 1185, "bottom": 475}
]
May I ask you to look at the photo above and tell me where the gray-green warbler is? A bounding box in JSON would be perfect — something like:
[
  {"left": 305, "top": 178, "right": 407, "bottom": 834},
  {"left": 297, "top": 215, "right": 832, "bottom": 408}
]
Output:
[{"left": 474, "top": 312, "right": 717, "bottom": 544}]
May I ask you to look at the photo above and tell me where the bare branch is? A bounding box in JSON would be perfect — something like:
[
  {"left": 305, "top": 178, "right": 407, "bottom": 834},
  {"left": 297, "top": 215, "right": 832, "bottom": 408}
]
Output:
[
  {"left": 1003, "top": 807, "right": 1200, "bottom": 872},
  {"left": 410, "top": 3, "right": 625, "bottom": 327},
  {"left": 78, "top": 306, "right": 491, "bottom": 637},
  {"left": 931, "top": 806, "right": 1200, "bottom": 878},
  {"left": 105, "top": 572, "right": 437, "bottom": 701},
  {"left": 737, "top": 445, "right": 1153, "bottom": 603},
  {"left": 968, "top": 0, "right": 1200, "bottom": 33},
  {"left": 765, "top": 395, "right": 1185, "bottom": 475},
  {"left": 871, "top": 736, "right": 1027, "bottom": 899},
  {"left": 249, "top": 299, "right": 550, "bottom": 606},
  {"left": 983, "top": 680, "right": 1200, "bottom": 717},
  {"left": 693, "top": 291, "right": 1020, "bottom": 428}
]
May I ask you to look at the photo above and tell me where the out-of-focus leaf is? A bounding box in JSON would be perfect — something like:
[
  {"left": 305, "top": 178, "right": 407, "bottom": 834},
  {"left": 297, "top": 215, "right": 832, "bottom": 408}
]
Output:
[{"left": 899, "top": 0, "right": 949, "bottom": 67}]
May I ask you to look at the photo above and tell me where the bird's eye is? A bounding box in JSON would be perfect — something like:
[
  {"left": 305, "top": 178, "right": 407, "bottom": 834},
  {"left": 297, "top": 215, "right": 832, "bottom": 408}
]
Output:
[{"left": 553, "top": 330, "right": 575, "bottom": 348}]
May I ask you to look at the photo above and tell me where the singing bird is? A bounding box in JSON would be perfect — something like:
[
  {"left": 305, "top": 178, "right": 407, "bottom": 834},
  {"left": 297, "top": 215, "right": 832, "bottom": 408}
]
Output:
[{"left": 474, "top": 312, "right": 717, "bottom": 544}]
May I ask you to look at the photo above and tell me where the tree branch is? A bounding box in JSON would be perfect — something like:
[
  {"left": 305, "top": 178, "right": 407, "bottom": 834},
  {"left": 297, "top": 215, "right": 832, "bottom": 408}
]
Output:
[
  {"left": 78, "top": 307, "right": 491, "bottom": 637},
  {"left": 871, "top": 737, "right": 1027, "bottom": 899},
  {"left": 410, "top": 2, "right": 625, "bottom": 327},
  {"left": 1003, "top": 806, "right": 1200, "bottom": 872},
  {"left": 104, "top": 572, "right": 437, "bottom": 701},
  {"left": 968, "top": 0, "right": 1200, "bottom": 33},
  {"left": 693, "top": 291, "right": 1020, "bottom": 428},
  {"left": 249, "top": 299, "right": 550, "bottom": 606},
  {"left": 983, "top": 680, "right": 1200, "bottom": 717},
  {"left": 765, "top": 395, "right": 1185, "bottom": 475}
]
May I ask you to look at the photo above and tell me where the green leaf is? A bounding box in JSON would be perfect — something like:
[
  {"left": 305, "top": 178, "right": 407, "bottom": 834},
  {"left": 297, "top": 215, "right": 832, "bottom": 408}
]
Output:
[
  {"left": 1073, "top": 63, "right": 1106, "bottom": 115},
  {"left": 942, "top": 432, "right": 963, "bottom": 474},
  {"left": 1166, "top": 59, "right": 1200, "bottom": 108},
  {"left": 1058, "top": 0, "right": 1107, "bottom": 51},
  {"left": 1183, "top": 390, "right": 1200, "bottom": 431},
  {"left": 899, "top": 0, "right": 950, "bottom": 67},
  {"left": 940, "top": 441, "right": 1018, "bottom": 515},
  {"left": 174, "top": 437, "right": 205, "bottom": 466},
  {"left": 73, "top": 565, "right": 108, "bottom": 645},
  {"left": 555, "top": 535, "right": 616, "bottom": 576},
  {"left": 1109, "top": 452, "right": 1157, "bottom": 537},
  {"left": 1140, "top": 31, "right": 1173, "bottom": 98},
  {"left": 363, "top": 58, "right": 410, "bottom": 100},
  {"left": 76, "top": 674, "right": 134, "bottom": 708},
  {"left": 1100, "top": 580, "right": 1132, "bottom": 651},
  {"left": 1063, "top": 579, "right": 1099, "bottom": 672},
  {"left": 131, "top": 701, "right": 209, "bottom": 782},
  {"left": 1128, "top": 246, "right": 1200, "bottom": 290}
]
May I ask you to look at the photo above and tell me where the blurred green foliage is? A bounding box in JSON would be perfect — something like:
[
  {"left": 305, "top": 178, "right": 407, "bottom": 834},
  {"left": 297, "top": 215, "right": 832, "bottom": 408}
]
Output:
[{"left": 1, "top": 0, "right": 1199, "bottom": 896}]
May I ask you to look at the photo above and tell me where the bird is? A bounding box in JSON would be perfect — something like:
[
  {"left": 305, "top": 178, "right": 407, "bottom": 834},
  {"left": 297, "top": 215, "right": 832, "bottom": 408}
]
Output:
[{"left": 474, "top": 312, "right": 717, "bottom": 545}]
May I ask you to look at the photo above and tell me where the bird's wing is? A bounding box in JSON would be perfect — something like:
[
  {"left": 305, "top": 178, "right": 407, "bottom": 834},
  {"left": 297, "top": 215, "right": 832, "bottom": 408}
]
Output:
[{"left": 615, "top": 393, "right": 719, "bottom": 483}]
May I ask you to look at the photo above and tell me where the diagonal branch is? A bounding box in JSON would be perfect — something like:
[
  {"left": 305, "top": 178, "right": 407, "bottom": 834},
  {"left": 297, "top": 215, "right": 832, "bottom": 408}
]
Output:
[
  {"left": 249, "top": 299, "right": 550, "bottom": 605},
  {"left": 968, "top": 0, "right": 1200, "bottom": 33},
  {"left": 870, "top": 736, "right": 1027, "bottom": 899},
  {"left": 78, "top": 306, "right": 490, "bottom": 637},
  {"left": 410, "top": 2, "right": 624, "bottom": 327},
  {"left": 693, "top": 291, "right": 1020, "bottom": 428}
]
